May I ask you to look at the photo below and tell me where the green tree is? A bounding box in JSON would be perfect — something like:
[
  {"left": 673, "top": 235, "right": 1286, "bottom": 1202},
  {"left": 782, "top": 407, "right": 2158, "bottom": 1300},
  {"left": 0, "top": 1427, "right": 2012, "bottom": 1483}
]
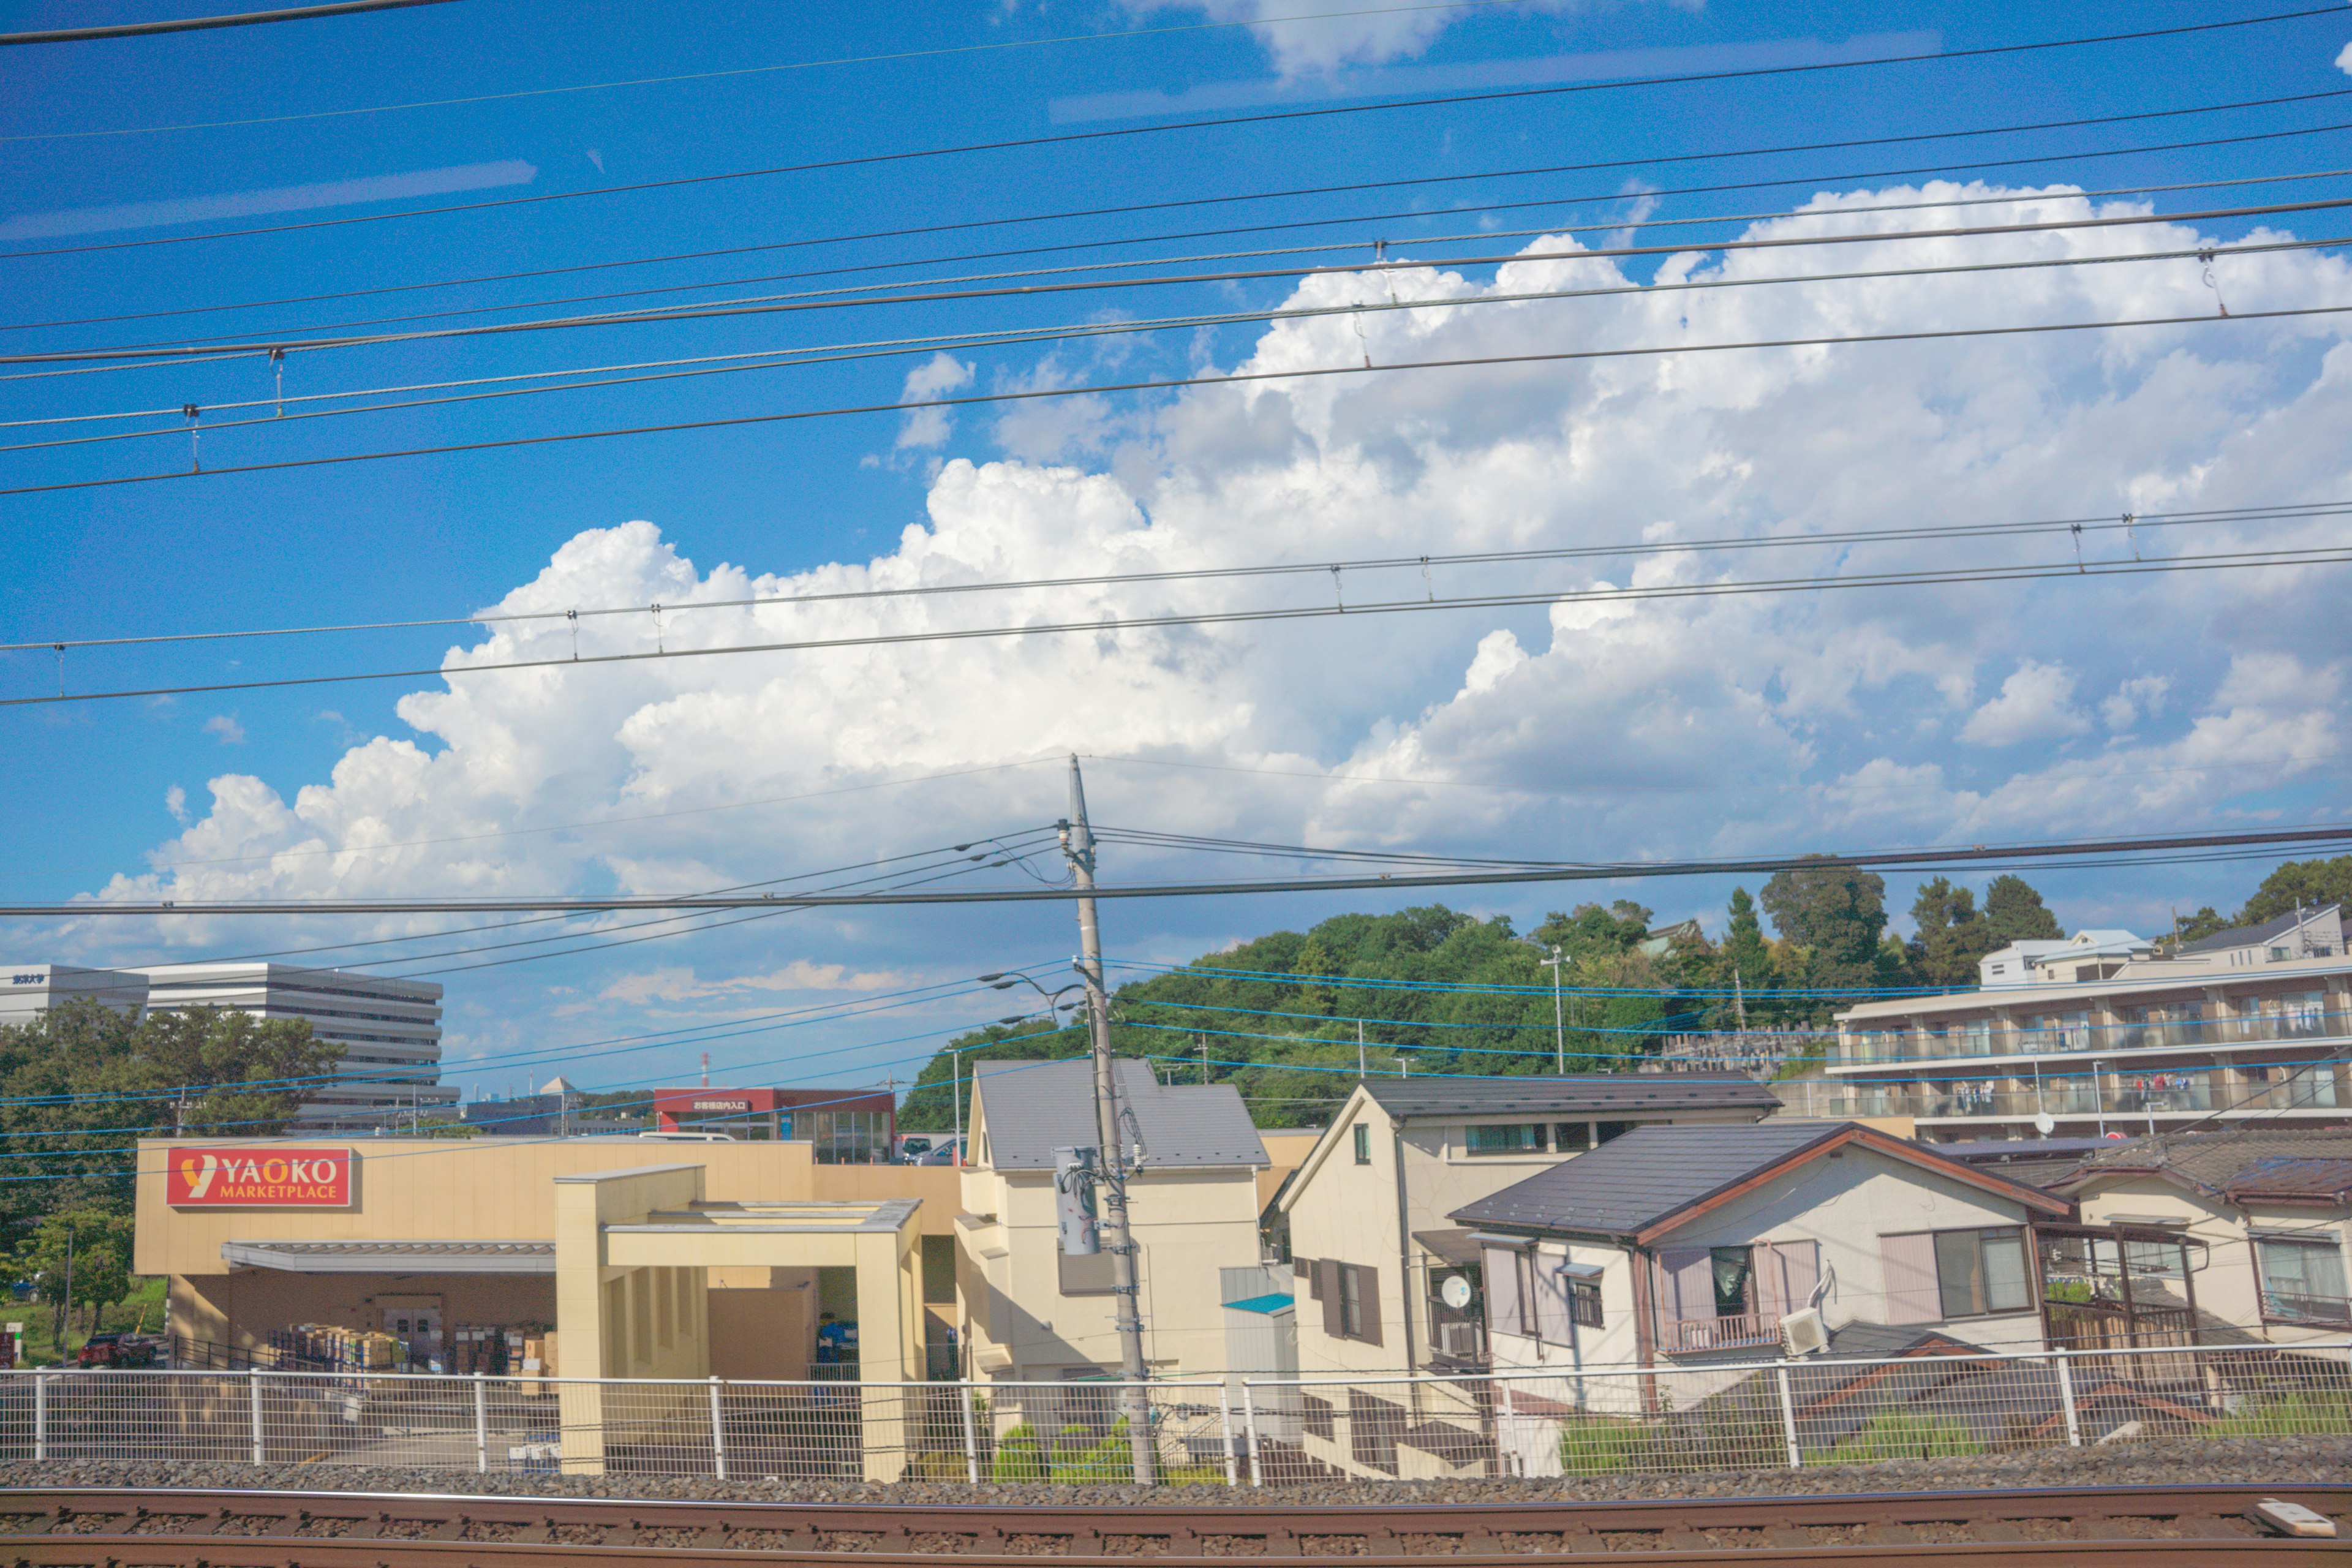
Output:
[
  {"left": 1909, "top": 876, "right": 1996, "bottom": 987},
  {"left": 135, "top": 1006, "right": 343, "bottom": 1138},
  {"left": 1982, "top": 875, "right": 2063, "bottom": 944},
  {"left": 14, "top": 1207, "right": 134, "bottom": 1359},
  {"left": 1760, "top": 859, "right": 1890, "bottom": 993},
  {"left": 2239, "top": 856, "right": 2352, "bottom": 926}
]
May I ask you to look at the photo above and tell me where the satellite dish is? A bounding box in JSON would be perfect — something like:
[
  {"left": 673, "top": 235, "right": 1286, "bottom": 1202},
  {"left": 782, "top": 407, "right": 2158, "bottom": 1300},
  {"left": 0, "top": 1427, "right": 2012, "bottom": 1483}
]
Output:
[
  {"left": 1439, "top": 1275, "right": 1474, "bottom": 1311},
  {"left": 2034, "top": 1113, "right": 2057, "bottom": 1136}
]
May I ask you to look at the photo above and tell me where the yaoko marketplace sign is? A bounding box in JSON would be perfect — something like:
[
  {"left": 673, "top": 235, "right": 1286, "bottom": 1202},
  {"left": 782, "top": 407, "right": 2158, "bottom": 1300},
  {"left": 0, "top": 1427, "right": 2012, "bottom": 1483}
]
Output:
[{"left": 168, "top": 1147, "right": 355, "bottom": 1207}]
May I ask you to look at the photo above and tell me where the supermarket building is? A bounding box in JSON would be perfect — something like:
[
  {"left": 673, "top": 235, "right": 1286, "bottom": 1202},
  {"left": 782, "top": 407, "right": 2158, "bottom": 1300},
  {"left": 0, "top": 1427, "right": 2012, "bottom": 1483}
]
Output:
[{"left": 135, "top": 1137, "right": 958, "bottom": 1471}]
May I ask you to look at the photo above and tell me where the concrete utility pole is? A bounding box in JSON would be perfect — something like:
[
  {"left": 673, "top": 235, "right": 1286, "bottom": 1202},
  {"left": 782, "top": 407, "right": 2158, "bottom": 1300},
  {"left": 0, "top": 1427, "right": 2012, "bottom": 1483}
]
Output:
[
  {"left": 1541, "top": 944, "right": 1567, "bottom": 1072},
  {"left": 1061, "top": 755, "right": 1155, "bottom": 1483}
]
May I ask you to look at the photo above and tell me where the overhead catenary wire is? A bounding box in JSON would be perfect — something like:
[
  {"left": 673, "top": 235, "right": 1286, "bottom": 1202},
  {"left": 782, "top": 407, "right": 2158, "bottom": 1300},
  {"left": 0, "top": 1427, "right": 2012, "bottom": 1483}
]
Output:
[
  {"left": 16, "top": 502, "right": 2331, "bottom": 654},
  {"left": 2, "top": 6, "right": 2337, "bottom": 263},
  {"left": 0, "top": 0, "right": 1534, "bottom": 140},
  {"left": 22, "top": 193, "right": 2350, "bottom": 364},
  {"left": 15, "top": 86, "right": 2342, "bottom": 340},
  {"left": 10, "top": 823, "right": 2352, "bottom": 916},
  {"left": 13, "top": 222, "right": 2346, "bottom": 449},
  {"left": 7, "top": 519, "right": 2351, "bottom": 706},
  {"left": 8, "top": 300, "right": 2351, "bottom": 504},
  {"left": 42, "top": 141, "right": 2352, "bottom": 355},
  {"left": 0, "top": 0, "right": 453, "bottom": 46}
]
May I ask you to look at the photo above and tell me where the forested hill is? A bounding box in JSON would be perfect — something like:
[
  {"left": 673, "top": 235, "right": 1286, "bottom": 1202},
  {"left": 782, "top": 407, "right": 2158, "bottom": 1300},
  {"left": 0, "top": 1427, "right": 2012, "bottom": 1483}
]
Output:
[
  {"left": 897, "top": 884, "right": 1823, "bottom": 1133},
  {"left": 894, "top": 854, "right": 2352, "bottom": 1131}
]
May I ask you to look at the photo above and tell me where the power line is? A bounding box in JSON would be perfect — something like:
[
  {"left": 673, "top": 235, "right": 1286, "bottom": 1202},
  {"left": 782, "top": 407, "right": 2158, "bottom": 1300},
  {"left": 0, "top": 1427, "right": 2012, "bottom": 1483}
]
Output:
[
  {"left": 24, "top": 194, "right": 2348, "bottom": 362},
  {"left": 5, "top": 300, "right": 2347, "bottom": 502},
  {"left": 20, "top": 503, "right": 2318, "bottom": 654},
  {"left": 18, "top": 231, "right": 2345, "bottom": 454},
  {"left": 0, "top": 0, "right": 453, "bottom": 47},
  {"left": 0, "top": 0, "right": 1531, "bottom": 140},
  {"left": 3, "top": 6, "right": 2335, "bottom": 263},
  {"left": 15, "top": 86, "right": 2339, "bottom": 338},
  {"left": 10, "top": 824, "right": 2352, "bottom": 916}
]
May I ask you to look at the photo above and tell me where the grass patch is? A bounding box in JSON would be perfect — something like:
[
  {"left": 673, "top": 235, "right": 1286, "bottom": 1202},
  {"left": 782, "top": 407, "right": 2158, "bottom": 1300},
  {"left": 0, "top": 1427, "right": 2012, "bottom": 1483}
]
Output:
[
  {"left": 1808, "top": 1412, "right": 1986, "bottom": 1466},
  {"left": 2208, "top": 1391, "right": 2352, "bottom": 1438}
]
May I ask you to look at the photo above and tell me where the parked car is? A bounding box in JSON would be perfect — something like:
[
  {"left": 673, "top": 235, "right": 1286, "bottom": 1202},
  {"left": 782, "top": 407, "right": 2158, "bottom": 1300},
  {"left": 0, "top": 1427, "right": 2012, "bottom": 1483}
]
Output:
[
  {"left": 75, "top": 1333, "right": 158, "bottom": 1368},
  {"left": 894, "top": 1134, "right": 961, "bottom": 1165}
]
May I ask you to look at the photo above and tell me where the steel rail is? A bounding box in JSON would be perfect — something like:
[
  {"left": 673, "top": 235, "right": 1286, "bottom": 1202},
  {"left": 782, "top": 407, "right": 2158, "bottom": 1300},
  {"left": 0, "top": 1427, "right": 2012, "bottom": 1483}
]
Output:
[{"left": 0, "top": 1482, "right": 2343, "bottom": 1562}]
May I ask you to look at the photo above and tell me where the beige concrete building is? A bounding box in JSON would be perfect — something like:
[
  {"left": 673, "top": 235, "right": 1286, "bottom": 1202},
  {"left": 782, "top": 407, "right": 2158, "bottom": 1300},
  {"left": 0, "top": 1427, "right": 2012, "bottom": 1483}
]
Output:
[
  {"left": 956, "top": 1058, "right": 1268, "bottom": 1381},
  {"left": 2054, "top": 1128, "right": 2352, "bottom": 1347},
  {"left": 135, "top": 1136, "right": 957, "bottom": 1390},
  {"left": 1275, "top": 1075, "right": 1780, "bottom": 1378}
]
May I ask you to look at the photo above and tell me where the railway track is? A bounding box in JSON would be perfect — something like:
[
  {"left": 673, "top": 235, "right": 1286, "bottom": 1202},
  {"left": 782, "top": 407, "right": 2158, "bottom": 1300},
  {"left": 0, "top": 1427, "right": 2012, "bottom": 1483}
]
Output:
[{"left": 2, "top": 1482, "right": 2346, "bottom": 1564}]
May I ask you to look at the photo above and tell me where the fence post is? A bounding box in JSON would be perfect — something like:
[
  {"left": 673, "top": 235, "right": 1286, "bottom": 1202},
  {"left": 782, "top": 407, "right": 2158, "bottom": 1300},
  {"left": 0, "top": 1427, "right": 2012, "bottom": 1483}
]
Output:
[
  {"left": 1242, "top": 1382, "right": 1263, "bottom": 1487},
  {"left": 1496, "top": 1376, "right": 1517, "bottom": 1479},
  {"left": 708, "top": 1376, "right": 728, "bottom": 1481},
  {"left": 32, "top": 1374, "right": 45, "bottom": 1463},
  {"left": 1218, "top": 1384, "right": 1238, "bottom": 1488},
  {"left": 1774, "top": 1364, "right": 1801, "bottom": 1469},
  {"left": 960, "top": 1379, "right": 981, "bottom": 1484},
  {"left": 249, "top": 1368, "right": 265, "bottom": 1466},
  {"left": 2056, "top": 1354, "right": 2082, "bottom": 1447},
  {"left": 473, "top": 1370, "right": 489, "bottom": 1474}
]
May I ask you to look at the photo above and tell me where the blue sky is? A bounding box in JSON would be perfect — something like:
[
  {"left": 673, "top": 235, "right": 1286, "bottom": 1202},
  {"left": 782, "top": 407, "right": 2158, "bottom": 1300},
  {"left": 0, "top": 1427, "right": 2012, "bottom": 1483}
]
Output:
[{"left": 2, "top": 0, "right": 2350, "bottom": 1098}]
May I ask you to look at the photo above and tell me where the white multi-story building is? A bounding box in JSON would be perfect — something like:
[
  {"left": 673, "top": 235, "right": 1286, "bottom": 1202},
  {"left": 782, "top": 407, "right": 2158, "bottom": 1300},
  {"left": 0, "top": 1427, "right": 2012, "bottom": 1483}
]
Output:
[
  {"left": 2, "top": 960, "right": 453, "bottom": 1131},
  {"left": 1830, "top": 905, "right": 2350, "bottom": 1142}
]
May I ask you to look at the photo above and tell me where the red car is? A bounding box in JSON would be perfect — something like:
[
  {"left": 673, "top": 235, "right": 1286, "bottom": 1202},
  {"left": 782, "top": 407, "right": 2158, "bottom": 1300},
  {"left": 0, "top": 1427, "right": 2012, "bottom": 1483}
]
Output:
[{"left": 75, "top": 1333, "right": 158, "bottom": 1368}]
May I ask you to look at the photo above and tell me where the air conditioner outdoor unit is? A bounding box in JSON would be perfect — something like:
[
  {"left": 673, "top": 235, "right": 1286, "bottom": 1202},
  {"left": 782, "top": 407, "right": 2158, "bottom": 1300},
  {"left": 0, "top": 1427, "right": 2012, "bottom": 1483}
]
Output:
[{"left": 1780, "top": 1307, "right": 1828, "bottom": 1357}]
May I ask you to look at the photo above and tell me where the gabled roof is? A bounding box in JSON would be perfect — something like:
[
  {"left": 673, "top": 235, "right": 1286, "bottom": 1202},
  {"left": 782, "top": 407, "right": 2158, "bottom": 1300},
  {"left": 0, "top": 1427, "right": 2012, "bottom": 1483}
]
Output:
[
  {"left": 1450, "top": 1120, "right": 2070, "bottom": 1242},
  {"left": 2178, "top": 902, "right": 2342, "bottom": 956},
  {"left": 971, "top": 1057, "right": 1268, "bottom": 1170},
  {"left": 1358, "top": 1072, "right": 1779, "bottom": 1119}
]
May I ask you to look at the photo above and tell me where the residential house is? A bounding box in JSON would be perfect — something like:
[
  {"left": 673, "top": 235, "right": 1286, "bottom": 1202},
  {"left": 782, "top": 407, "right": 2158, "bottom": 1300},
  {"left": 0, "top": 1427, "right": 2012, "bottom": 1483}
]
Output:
[
  {"left": 1449, "top": 1121, "right": 2073, "bottom": 1376},
  {"left": 955, "top": 1058, "right": 1268, "bottom": 1383},
  {"left": 1275, "top": 1074, "right": 1780, "bottom": 1379},
  {"left": 1833, "top": 911, "right": 2351, "bottom": 1141},
  {"left": 2052, "top": 1128, "right": 2352, "bottom": 1345}
]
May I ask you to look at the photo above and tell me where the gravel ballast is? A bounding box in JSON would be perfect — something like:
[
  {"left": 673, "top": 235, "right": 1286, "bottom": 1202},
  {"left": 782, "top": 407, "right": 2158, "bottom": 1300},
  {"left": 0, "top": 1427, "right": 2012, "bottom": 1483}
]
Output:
[{"left": 3, "top": 1436, "right": 2348, "bottom": 1508}]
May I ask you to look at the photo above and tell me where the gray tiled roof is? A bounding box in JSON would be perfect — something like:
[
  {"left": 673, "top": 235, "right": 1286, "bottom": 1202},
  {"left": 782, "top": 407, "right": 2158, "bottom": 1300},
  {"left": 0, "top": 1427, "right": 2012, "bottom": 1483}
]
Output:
[
  {"left": 1450, "top": 1121, "right": 1852, "bottom": 1235},
  {"left": 974, "top": 1057, "right": 1268, "bottom": 1170},
  {"left": 2062, "top": 1126, "right": 2352, "bottom": 1200},
  {"left": 1360, "top": 1072, "right": 1778, "bottom": 1119},
  {"left": 2177, "top": 902, "right": 2341, "bottom": 956}
]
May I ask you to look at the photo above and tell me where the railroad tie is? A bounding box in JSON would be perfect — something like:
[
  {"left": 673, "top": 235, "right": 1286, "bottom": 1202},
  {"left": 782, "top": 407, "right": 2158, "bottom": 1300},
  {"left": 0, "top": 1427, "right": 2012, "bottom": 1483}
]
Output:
[
  {"left": 1656, "top": 1528, "right": 1709, "bottom": 1550},
  {"left": 420, "top": 1516, "right": 469, "bottom": 1542},
  {"left": 2172, "top": 1515, "right": 2253, "bottom": 1540},
  {"left": 1758, "top": 1525, "right": 1811, "bottom": 1549},
  {"left": 1856, "top": 1523, "right": 1922, "bottom": 1547},
  {"left": 1162, "top": 1525, "right": 1204, "bottom": 1556},
  {"left": 1968, "top": 1520, "right": 2031, "bottom": 1544}
]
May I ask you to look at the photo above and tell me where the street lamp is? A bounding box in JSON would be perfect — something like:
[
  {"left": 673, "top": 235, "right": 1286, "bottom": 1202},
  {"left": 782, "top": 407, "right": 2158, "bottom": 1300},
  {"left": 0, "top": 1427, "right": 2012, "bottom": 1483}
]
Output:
[
  {"left": 1539, "top": 945, "right": 1567, "bottom": 1072},
  {"left": 967, "top": 974, "right": 1083, "bottom": 1163}
]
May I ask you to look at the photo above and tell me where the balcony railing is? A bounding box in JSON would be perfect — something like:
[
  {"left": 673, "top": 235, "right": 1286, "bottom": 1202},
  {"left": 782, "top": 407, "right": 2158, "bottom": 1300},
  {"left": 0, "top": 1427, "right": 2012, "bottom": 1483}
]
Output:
[
  {"left": 1660, "top": 1311, "right": 1782, "bottom": 1355},
  {"left": 1841, "top": 1001, "right": 2345, "bottom": 1066},
  {"left": 2262, "top": 1290, "right": 2352, "bottom": 1328}
]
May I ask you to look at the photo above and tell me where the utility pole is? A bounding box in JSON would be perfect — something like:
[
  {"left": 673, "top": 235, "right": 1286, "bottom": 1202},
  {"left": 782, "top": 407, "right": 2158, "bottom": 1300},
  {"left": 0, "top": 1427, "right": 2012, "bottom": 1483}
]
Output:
[
  {"left": 1541, "top": 945, "right": 1566, "bottom": 1072},
  {"left": 1197, "top": 1034, "right": 1209, "bottom": 1087},
  {"left": 951, "top": 1047, "right": 963, "bottom": 1167},
  {"left": 1357, "top": 1019, "right": 1366, "bottom": 1080},
  {"left": 1733, "top": 967, "right": 1748, "bottom": 1033},
  {"left": 1061, "top": 755, "right": 1155, "bottom": 1483}
]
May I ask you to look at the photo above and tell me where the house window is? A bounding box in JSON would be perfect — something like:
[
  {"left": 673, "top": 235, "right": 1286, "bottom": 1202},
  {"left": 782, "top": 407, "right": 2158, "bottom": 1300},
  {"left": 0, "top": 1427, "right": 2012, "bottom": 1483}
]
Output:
[
  {"left": 1353, "top": 1124, "right": 1371, "bottom": 1164},
  {"left": 1709, "top": 1246, "right": 1754, "bottom": 1317},
  {"left": 1885, "top": 1227, "right": 2032, "bottom": 1322},
  {"left": 1596, "top": 1120, "right": 1637, "bottom": 1144},
  {"left": 1319, "top": 1260, "right": 1382, "bottom": 1344},
  {"left": 2256, "top": 1237, "right": 2351, "bottom": 1324},
  {"left": 1464, "top": 1123, "right": 1544, "bottom": 1155},
  {"left": 1552, "top": 1121, "right": 1593, "bottom": 1153},
  {"left": 1569, "top": 1276, "right": 1604, "bottom": 1329}
]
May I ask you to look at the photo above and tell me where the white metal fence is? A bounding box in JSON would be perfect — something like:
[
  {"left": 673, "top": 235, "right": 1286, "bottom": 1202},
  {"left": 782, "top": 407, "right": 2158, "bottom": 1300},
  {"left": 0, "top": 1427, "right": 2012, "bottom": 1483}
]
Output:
[{"left": 2, "top": 1341, "right": 2345, "bottom": 1485}]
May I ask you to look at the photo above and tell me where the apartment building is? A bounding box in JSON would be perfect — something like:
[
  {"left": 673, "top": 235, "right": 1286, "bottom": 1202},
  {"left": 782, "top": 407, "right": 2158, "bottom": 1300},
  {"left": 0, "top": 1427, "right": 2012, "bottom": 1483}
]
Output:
[
  {"left": 1829, "top": 905, "right": 2350, "bottom": 1143},
  {"left": 5, "top": 960, "right": 453, "bottom": 1130},
  {"left": 1273, "top": 1074, "right": 1780, "bottom": 1377}
]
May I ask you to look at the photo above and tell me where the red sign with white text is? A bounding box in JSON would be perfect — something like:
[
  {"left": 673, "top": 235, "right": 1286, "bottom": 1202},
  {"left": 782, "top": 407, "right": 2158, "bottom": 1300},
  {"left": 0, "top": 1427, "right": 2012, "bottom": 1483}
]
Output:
[{"left": 168, "top": 1147, "right": 355, "bottom": 1207}]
